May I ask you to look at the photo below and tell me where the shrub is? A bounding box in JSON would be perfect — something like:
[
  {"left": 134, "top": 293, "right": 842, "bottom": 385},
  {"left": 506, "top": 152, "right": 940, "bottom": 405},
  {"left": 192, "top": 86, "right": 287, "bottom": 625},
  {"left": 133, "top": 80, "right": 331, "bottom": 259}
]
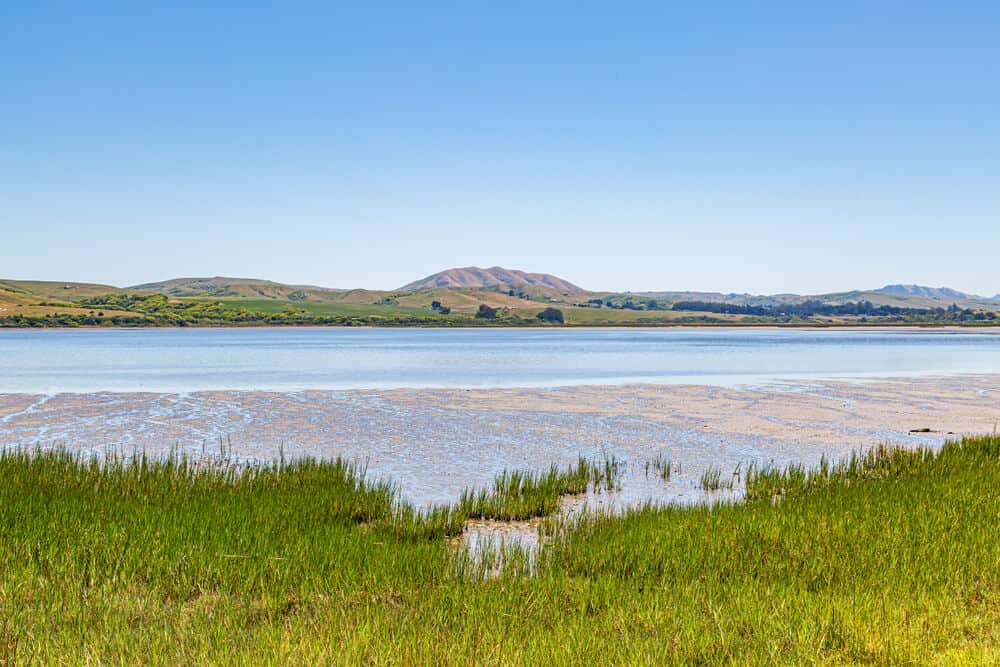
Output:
[
  {"left": 475, "top": 304, "right": 498, "bottom": 319},
  {"left": 537, "top": 307, "right": 564, "bottom": 323}
]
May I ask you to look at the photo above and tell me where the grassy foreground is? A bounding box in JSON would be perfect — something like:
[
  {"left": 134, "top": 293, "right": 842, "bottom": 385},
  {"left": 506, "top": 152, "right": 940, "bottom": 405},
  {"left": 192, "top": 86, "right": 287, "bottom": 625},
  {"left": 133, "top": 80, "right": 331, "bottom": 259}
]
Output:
[{"left": 1, "top": 437, "right": 998, "bottom": 665}]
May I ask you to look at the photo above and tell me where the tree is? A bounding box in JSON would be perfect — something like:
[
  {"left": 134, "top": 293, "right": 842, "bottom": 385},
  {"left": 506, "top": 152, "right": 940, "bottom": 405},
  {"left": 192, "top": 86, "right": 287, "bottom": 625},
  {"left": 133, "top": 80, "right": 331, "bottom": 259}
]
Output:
[
  {"left": 475, "top": 304, "right": 498, "bottom": 320},
  {"left": 537, "top": 307, "right": 564, "bottom": 323}
]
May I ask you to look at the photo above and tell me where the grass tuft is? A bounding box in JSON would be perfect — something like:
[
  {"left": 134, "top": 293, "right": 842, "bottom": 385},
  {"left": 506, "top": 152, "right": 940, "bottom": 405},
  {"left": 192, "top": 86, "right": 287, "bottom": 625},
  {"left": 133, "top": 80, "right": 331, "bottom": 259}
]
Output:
[
  {"left": 460, "top": 455, "right": 624, "bottom": 521},
  {"left": 645, "top": 453, "right": 673, "bottom": 481},
  {"left": 699, "top": 465, "right": 735, "bottom": 491}
]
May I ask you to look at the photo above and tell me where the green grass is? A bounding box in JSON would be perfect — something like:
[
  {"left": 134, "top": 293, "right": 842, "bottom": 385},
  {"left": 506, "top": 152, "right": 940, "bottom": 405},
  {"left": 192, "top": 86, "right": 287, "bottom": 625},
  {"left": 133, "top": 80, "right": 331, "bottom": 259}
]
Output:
[
  {"left": 559, "top": 305, "right": 736, "bottom": 324},
  {"left": 744, "top": 442, "right": 939, "bottom": 501},
  {"left": 645, "top": 453, "right": 674, "bottom": 481},
  {"left": 460, "top": 455, "right": 623, "bottom": 520},
  {"left": 699, "top": 464, "right": 737, "bottom": 491},
  {"left": 185, "top": 296, "right": 436, "bottom": 319},
  {"left": 170, "top": 295, "right": 745, "bottom": 325},
  {"left": 1, "top": 436, "right": 998, "bottom": 664}
]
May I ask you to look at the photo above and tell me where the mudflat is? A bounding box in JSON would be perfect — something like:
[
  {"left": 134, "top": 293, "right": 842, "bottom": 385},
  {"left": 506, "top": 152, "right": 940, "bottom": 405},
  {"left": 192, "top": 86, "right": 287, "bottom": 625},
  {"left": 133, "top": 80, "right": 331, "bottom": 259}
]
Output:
[{"left": 2, "top": 375, "right": 997, "bottom": 507}]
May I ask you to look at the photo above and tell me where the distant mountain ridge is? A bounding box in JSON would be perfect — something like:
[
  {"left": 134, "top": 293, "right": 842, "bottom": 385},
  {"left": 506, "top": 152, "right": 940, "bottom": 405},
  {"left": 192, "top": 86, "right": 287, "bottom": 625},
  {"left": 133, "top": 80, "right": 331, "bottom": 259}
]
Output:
[
  {"left": 874, "top": 284, "right": 979, "bottom": 300},
  {"left": 399, "top": 267, "right": 584, "bottom": 292}
]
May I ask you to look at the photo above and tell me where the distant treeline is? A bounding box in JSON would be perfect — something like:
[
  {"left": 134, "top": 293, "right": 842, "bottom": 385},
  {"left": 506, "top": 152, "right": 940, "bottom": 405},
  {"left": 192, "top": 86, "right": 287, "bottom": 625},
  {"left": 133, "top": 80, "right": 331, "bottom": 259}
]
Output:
[
  {"left": 672, "top": 300, "right": 998, "bottom": 321},
  {"left": 584, "top": 296, "right": 671, "bottom": 310}
]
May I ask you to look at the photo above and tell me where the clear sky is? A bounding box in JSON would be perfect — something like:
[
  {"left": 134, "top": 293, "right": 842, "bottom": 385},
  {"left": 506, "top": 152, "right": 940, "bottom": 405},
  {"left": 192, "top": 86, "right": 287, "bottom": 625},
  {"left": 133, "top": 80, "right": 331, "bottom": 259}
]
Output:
[{"left": 3, "top": 2, "right": 999, "bottom": 295}]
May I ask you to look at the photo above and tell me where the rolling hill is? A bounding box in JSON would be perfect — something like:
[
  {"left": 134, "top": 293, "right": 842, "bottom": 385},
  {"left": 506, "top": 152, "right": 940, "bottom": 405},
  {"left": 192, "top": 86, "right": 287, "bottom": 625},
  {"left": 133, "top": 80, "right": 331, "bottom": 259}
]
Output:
[
  {"left": 634, "top": 285, "right": 999, "bottom": 310},
  {"left": 0, "top": 279, "right": 125, "bottom": 300},
  {"left": 130, "top": 277, "right": 348, "bottom": 300},
  {"left": 874, "top": 284, "right": 978, "bottom": 301},
  {"left": 399, "top": 267, "right": 584, "bottom": 292},
  {"left": 0, "top": 281, "right": 136, "bottom": 318},
  {"left": 1, "top": 271, "right": 997, "bottom": 326}
]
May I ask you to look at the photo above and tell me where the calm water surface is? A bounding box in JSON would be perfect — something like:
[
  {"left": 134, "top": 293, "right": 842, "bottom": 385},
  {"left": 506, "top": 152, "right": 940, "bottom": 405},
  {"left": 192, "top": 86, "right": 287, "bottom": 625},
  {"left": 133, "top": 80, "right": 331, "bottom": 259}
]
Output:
[{"left": 2, "top": 327, "right": 1000, "bottom": 393}]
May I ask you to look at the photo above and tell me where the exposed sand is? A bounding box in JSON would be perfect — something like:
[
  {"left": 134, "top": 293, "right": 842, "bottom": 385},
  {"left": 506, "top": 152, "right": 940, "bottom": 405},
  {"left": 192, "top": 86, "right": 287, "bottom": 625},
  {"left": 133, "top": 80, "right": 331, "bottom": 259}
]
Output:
[{"left": 1, "top": 375, "right": 997, "bottom": 507}]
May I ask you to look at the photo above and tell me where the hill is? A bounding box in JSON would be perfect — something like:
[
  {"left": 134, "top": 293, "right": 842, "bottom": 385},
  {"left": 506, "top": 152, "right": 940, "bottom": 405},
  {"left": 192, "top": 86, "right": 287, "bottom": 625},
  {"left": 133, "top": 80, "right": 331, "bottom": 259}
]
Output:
[
  {"left": 399, "top": 267, "right": 584, "bottom": 292},
  {"left": 2, "top": 272, "right": 998, "bottom": 327},
  {"left": 634, "top": 286, "right": 1000, "bottom": 310},
  {"left": 0, "top": 279, "right": 125, "bottom": 300},
  {"left": 874, "top": 284, "right": 978, "bottom": 301},
  {"left": 0, "top": 280, "right": 136, "bottom": 319},
  {"left": 130, "top": 277, "right": 348, "bottom": 300}
]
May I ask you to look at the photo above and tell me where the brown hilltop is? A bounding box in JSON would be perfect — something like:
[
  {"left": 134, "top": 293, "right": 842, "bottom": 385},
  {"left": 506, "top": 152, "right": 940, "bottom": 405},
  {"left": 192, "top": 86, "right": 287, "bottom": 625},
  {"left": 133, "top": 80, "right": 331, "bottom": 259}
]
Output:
[{"left": 398, "top": 266, "right": 584, "bottom": 292}]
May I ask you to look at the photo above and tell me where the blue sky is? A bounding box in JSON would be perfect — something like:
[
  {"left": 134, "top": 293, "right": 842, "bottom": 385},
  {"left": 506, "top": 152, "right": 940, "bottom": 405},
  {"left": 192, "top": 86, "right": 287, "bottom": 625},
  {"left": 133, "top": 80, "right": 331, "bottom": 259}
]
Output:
[{"left": 3, "top": 2, "right": 998, "bottom": 294}]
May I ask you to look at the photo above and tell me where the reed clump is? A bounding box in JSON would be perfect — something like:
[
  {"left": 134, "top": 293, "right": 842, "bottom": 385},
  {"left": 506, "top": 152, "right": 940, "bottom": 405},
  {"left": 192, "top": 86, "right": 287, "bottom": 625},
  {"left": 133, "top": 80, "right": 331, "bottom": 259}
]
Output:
[
  {"left": 645, "top": 453, "right": 673, "bottom": 481},
  {"left": 699, "top": 464, "right": 736, "bottom": 491},
  {"left": 460, "top": 454, "right": 624, "bottom": 521}
]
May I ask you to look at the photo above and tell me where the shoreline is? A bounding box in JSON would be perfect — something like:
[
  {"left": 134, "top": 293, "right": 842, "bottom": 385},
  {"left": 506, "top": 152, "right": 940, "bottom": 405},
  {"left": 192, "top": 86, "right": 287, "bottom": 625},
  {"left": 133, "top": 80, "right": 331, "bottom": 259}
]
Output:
[
  {"left": 4, "top": 376, "right": 997, "bottom": 507},
  {"left": 3, "top": 323, "right": 1000, "bottom": 333}
]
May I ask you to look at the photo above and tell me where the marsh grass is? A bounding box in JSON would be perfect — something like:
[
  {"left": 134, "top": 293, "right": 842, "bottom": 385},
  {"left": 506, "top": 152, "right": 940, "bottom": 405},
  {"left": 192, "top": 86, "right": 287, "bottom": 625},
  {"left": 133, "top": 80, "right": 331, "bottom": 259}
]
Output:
[
  {"left": 2, "top": 436, "right": 999, "bottom": 664},
  {"left": 744, "top": 442, "right": 942, "bottom": 501},
  {"left": 460, "top": 454, "right": 624, "bottom": 521},
  {"left": 699, "top": 464, "right": 736, "bottom": 491},
  {"left": 645, "top": 453, "right": 673, "bottom": 481}
]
